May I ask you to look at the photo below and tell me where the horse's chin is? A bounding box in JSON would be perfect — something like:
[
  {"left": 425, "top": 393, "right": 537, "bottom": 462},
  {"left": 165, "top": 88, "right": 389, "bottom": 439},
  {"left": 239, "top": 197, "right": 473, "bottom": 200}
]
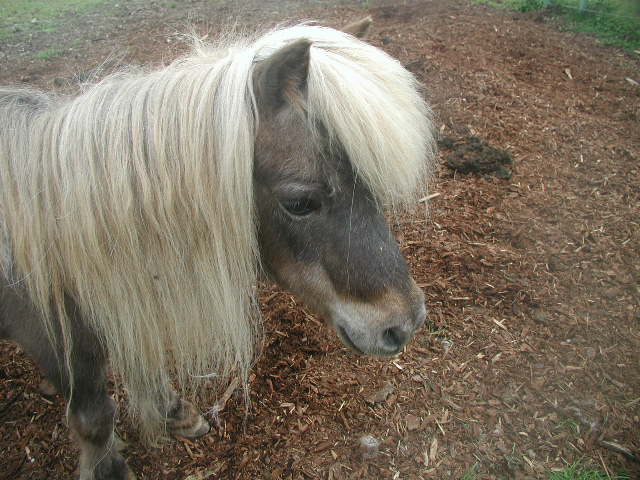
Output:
[{"left": 333, "top": 323, "right": 402, "bottom": 357}]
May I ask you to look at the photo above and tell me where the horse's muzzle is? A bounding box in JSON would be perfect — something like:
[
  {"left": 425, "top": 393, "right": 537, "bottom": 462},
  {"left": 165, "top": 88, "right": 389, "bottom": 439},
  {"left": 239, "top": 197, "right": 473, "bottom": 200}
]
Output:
[{"left": 332, "top": 293, "right": 427, "bottom": 357}]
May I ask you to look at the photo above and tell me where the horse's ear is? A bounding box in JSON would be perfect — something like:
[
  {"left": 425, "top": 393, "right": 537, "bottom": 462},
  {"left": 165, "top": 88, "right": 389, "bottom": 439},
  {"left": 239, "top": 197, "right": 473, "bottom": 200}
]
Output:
[
  {"left": 342, "top": 16, "right": 373, "bottom": 39},
  {"left": 253, "top": 39, "right": 311, "bottom": 112}
]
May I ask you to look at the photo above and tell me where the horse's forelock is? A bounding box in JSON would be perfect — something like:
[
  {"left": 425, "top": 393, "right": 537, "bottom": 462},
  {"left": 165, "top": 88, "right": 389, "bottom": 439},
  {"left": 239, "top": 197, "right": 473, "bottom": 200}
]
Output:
[{"left": 250, "top": 25, "right": 436, "bottom": 207}]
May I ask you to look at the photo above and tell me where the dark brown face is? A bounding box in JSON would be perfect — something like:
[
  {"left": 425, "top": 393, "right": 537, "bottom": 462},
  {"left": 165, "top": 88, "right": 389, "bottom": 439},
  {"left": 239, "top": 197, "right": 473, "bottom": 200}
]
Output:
[
  {"left": 254, "top": 108, "right": 426, "bottom": 356},
  {"left": 251, "top": 37, "right": 427, "bottom": 356}
]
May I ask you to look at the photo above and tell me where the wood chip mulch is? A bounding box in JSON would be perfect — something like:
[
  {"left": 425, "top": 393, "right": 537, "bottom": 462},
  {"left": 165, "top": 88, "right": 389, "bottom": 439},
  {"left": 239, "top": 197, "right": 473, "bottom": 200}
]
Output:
[{"left": 1, "top": 0, "right": 638, "bottom": 478}]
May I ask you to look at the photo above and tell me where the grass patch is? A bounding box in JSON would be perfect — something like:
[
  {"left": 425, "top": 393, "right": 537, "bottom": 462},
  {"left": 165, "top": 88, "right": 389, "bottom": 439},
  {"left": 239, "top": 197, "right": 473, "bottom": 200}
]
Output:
[
  {"left": 0, "top": 0, "right": 108, "bottom": 39},
  {"left": 472, "top": 0, "right": 640, "bottom": 50},
  {"left": 553, "top": 418, "right": 581, "bottom": 434},
  {"left": 549, "top": 461, "right": 631, "bottom": 480},
  {"left": 34, "top": 47, "right": 65, "bottom": 60},
  {"left": 460, "top": 463, "right": 479, "bottom": 480}
]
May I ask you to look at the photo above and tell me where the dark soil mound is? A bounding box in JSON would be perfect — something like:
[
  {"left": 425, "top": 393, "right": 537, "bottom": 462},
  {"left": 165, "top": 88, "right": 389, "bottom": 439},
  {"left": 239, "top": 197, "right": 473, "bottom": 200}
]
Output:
[{"left": 441, "top": 136, "right": 513, "bottom": 179}]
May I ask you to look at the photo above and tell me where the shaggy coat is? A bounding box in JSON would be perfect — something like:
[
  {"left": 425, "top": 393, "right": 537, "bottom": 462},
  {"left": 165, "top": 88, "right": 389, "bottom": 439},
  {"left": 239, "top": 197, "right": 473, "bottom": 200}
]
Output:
[{"left": 0, "top": 25, "right": 434, "bottom": 441}]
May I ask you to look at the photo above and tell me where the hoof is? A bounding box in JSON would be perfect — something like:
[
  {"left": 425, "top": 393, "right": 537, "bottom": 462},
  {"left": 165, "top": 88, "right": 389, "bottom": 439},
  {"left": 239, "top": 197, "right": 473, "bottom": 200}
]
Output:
[
  {"left": 167, "top": 399, "right": 210, "bottom": 439},
  {"left": 113, "top": 433, "right": 128, "bottom": 452},
  {"left": 78, "top": 457, "right": 135, "bottom": 480},
  {"left": 172, "top": 414, "right": 210, "bottom": 438}
]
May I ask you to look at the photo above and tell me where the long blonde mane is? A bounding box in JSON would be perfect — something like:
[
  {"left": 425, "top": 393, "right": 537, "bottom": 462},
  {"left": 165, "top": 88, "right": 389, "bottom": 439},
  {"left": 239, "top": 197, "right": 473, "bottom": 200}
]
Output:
[{"left": 0, "top": 25, "right": 434, "bottom": 441}]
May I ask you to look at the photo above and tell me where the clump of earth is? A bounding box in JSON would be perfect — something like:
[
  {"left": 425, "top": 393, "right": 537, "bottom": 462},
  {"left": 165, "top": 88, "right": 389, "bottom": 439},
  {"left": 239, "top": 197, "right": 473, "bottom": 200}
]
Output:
[{"left": 440, "top": 136, "right": 514, "bottom": 179}]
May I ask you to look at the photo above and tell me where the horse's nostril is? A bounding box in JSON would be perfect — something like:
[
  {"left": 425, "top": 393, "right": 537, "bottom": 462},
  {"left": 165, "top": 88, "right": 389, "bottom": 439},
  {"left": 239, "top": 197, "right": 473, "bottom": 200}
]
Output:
[{"left": 382, "top": 326, "right": 409, "bottom": 350}]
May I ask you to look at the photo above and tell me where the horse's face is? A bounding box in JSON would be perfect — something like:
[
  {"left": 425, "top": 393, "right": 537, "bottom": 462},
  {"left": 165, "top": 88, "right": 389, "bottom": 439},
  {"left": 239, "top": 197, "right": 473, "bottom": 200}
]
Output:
[{"left": 252, "top": 39, "right": 427, "bottom": 356}]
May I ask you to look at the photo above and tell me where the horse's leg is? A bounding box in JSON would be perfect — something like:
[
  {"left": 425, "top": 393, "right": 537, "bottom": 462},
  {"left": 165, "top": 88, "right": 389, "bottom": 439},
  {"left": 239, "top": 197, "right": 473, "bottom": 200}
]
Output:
[
  {"left": 62, "top": 306, "right": 135, "bottom": 480},
  {"left": 0, "top": 287, "right": 134, "bottom": 480}
]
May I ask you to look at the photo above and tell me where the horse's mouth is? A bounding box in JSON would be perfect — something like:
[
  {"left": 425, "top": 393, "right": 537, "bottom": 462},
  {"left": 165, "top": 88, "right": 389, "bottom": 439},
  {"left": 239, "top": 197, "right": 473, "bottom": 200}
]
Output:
[{"left": 335, "top": 325, "right": 364, "bottom": 355}]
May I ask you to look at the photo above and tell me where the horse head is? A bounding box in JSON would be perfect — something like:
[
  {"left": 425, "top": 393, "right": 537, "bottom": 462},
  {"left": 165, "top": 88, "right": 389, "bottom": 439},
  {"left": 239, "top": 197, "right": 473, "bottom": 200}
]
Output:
[{"left": 252, "top": 34, "right": 432, "bottom": 356}]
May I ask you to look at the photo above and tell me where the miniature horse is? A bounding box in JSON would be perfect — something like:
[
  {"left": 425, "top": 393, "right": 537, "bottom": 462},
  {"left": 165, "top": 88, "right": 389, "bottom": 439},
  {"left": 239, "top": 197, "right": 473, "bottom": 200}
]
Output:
[{"left": 0, "top": 20, "right": 435, "bottom": 479}]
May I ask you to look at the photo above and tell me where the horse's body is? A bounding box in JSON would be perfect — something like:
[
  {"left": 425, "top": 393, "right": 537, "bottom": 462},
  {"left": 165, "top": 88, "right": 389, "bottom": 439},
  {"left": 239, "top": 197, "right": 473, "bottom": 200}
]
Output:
[{"left": 0, "top": 23, "right": 435, "bottom": 479}]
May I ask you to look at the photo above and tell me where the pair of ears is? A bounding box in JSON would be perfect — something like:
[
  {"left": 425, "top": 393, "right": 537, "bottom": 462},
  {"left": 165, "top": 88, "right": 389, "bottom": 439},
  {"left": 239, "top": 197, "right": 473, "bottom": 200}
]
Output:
[{"left": 254, "top": 17, "right": 373, "bottom": 112}]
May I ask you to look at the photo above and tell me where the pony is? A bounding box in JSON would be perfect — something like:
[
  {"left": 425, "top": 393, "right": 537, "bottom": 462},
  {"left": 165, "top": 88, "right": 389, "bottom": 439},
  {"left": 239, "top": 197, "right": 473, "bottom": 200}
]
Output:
[{"left": 0, "top": 19, "right": 435, "bottom": 479}]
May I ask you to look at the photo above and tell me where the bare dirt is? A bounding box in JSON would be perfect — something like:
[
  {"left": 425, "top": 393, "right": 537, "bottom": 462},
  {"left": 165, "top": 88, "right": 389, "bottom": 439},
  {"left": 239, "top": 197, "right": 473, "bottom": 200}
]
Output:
[{"left": 1, "top": 0, "right": 639, "bottom": 479}]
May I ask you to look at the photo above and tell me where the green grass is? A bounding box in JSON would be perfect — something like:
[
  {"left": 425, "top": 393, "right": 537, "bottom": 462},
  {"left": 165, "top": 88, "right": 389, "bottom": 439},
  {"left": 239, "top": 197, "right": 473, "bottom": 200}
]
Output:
[
  {"left": 554, "top": 418, "right": 581, "bottom": 434},
  {"left": 34, "top": 47, "right": 65, "bottom": 60},
  {"left": 472, "top": 0, "right": 640, "bottom": 50},
  {"left": 549, "top": 461, "right": 631, "bottom": 480},
  {"left": 458, "top": 460, "right": 631, "bottom": 479},
  {"left": 0, "top": 0, "right": 108, "bottom": 39},
  {"left": 460, "top": 463, "right": 479, "bottom": 480}
]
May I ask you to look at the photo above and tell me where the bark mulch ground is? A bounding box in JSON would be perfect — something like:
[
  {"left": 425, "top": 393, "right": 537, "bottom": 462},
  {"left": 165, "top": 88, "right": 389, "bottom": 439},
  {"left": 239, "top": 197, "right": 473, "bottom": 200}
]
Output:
[{"left": 1, "top": 0, "right": 638, "bottom": 478}]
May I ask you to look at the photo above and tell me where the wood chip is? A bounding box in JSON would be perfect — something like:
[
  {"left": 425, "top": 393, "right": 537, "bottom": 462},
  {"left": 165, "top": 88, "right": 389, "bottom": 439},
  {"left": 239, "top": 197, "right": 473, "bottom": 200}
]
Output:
[
  {"left": 418, "top": 192, "right": 442, "bottom": 202},
  {"left": 405, "top": 414, "right": 421, "bottom": 431},
  {"left": 183, "top": 463, "right": 224, "bottom": 480},
  {"left": 598, "top": 440, "right": 640, "bottom": 463},
  {"left": 429, "top": 437, "right": 439, "bottom": 463},
  {"left": 365, "top": 381, "right": 395, "bottom": 404}
]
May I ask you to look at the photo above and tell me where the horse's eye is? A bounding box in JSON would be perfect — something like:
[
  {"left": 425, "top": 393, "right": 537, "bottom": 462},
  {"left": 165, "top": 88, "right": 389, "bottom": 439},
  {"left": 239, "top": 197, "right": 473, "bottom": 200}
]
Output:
[{"left": 280, "top": 197, "right": 321, "bottom": 217}]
